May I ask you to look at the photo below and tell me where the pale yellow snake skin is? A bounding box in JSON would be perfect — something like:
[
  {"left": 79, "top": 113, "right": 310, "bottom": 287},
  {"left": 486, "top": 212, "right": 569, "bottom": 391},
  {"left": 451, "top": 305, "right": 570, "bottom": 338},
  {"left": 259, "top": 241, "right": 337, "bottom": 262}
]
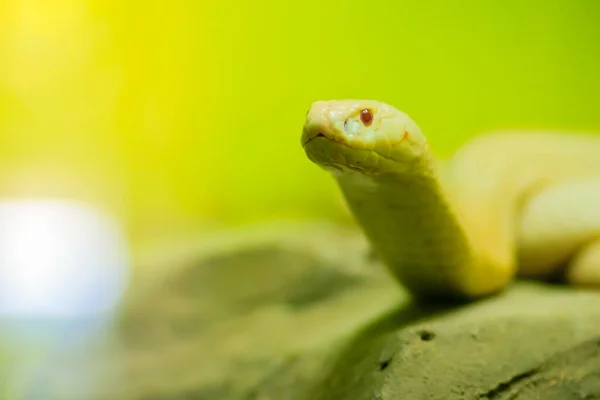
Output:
[{"left": 301, "top": 99, "right": 600, "bottom": 300}]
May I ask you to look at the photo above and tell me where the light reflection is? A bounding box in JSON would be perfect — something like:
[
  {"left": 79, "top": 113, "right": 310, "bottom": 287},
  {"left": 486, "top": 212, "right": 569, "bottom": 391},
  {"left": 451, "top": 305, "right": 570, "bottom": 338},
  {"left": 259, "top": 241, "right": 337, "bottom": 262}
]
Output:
[
  {"left": 0, "top": 199, "right": 130, "bottom": 398},
  {"left": 0, "top": 199, "right": 130, "bottom": 318}
]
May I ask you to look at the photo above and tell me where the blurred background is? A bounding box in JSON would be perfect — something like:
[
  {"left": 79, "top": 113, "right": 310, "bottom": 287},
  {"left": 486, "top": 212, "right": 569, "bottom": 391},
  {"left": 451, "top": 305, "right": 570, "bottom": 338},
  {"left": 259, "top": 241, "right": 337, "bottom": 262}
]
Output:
[
  {"left": 0, "top": 0, "right": 600, "bottom": 397},
  {"left": 2, "top": 0, "right": 599, "bottom": 251}
]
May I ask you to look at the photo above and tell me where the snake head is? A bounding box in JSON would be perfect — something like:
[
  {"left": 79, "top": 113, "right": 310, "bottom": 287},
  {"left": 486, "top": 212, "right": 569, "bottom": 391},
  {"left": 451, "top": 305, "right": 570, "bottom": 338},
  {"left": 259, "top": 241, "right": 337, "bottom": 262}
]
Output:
[{"left": 301, "top": 100, "right": 429, "bottom": 175}]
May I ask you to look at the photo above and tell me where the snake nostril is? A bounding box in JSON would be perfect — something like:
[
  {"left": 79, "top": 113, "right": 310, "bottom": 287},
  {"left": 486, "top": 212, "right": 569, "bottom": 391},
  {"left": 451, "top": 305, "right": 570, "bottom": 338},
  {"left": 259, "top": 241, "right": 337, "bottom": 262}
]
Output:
[{"left": 316, "top": 133, "right": 325, "bottom": 138}]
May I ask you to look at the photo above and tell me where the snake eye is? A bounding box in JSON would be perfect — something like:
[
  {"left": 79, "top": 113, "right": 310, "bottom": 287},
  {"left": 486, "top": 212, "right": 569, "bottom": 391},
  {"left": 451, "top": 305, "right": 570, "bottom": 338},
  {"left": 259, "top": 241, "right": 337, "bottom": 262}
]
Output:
[{"left": 360, "top": 109, "right": 373, "bottom": 126}]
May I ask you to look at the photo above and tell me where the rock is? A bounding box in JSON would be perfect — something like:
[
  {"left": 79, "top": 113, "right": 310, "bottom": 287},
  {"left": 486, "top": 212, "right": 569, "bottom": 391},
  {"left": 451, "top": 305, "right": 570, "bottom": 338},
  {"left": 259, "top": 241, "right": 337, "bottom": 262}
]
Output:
[
  {"left": 304, "top": 284, "right": 600, "bottom": 400},
  {"left": 55, "top": 222, "right": 404, "bottom": 400},
  {"left": 26, "top": 222, "right": 600, "bottom": 399}
]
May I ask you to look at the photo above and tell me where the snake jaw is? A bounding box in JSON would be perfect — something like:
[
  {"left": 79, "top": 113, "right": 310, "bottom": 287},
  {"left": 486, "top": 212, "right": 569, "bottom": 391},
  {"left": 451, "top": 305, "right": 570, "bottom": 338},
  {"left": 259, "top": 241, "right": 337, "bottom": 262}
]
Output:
[{"left": 302, "top": 132, "right": 326, "bottom": 147}]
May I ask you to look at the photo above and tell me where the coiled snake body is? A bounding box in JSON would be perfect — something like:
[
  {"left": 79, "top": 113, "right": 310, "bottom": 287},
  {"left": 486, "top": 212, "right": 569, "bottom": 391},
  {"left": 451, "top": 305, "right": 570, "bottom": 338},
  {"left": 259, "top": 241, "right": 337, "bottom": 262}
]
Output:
[{"left": 301, "top": 99, "right": 600, "bottom": 300}]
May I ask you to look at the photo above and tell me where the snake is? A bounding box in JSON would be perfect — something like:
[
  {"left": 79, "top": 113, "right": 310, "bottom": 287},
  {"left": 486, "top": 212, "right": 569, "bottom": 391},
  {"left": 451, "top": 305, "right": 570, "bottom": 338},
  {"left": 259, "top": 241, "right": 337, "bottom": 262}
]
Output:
[{"left": 301, "top": 99, "right": 600, "bottom": 300}]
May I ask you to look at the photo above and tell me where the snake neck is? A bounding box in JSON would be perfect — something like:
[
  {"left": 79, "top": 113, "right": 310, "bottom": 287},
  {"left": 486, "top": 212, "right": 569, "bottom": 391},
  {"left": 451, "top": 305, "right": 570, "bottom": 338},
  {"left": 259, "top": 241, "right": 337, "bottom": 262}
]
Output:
[{"left": 333, "top": 159, "right": 505, "bottom": 299}]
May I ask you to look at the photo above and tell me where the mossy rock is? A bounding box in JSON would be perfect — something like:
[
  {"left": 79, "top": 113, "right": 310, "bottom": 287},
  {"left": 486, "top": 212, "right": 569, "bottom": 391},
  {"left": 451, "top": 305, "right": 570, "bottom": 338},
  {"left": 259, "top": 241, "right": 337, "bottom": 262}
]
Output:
[
  {"left": 303, "top": 286, "right": 600, "bottom": 400},
  {"left": 31, "top": 222, "right": 600, "bottom": 399}
]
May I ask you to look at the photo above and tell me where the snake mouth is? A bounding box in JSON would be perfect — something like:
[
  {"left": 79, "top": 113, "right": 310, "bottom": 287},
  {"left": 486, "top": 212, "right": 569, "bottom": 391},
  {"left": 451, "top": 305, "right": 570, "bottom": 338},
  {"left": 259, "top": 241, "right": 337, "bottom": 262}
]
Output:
[
  {"left": 302, "top": 132, "right": 326, "bottom": 147},
  {"left": 312, "top": 132, "right": 327, "bottom": 142},
  {"left": 303, "top": 131, "right": 400, "bottom": 167}
]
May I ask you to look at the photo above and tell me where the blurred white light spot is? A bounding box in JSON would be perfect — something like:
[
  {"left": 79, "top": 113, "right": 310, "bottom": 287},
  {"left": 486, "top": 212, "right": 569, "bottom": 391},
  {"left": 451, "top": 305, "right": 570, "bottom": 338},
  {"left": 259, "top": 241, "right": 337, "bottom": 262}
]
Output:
[{"left": 0, "top": 199, "right": 130, "bottom": 318}]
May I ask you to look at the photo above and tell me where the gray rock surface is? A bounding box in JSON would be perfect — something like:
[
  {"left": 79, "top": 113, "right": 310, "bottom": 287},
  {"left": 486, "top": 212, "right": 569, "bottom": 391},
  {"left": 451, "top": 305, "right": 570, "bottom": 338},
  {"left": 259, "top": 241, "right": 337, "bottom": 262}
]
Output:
[{"left": 9, "top": 222, "right": 600, "bottom": 399}]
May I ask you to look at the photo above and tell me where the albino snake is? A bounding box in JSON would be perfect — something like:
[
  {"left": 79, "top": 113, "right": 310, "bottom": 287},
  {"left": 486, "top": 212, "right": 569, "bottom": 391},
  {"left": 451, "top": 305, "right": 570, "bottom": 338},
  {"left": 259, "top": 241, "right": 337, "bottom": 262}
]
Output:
[{"left": 301, "top": 99, "right": 600, "bottom": 300}]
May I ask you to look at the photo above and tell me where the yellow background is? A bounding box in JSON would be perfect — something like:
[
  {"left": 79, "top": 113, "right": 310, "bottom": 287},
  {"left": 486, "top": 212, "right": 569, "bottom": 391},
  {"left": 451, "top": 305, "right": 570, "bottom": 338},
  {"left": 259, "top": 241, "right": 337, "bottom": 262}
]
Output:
[{"left": 1, "top": 0, "right": 599, "bottom": 247}]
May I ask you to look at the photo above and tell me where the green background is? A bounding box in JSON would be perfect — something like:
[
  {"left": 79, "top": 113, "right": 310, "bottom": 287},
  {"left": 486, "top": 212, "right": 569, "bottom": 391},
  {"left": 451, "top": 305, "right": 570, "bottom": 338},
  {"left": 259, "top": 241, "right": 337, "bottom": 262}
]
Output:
[{"left": 1, "top": 0, "right": 599, "bottom": 247}]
